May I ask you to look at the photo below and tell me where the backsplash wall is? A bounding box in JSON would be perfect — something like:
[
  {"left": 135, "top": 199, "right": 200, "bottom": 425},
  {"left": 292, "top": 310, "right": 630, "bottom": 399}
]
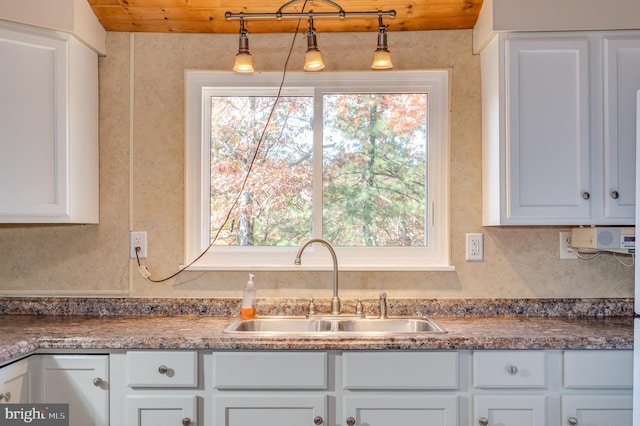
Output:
[{"left": 0, "top": 29, "right": 633, "bottom": 298}]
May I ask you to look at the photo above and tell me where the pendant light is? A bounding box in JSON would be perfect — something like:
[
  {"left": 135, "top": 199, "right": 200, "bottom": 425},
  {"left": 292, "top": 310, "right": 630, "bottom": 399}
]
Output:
[
  {"left": 371, "top": 15, "right": 393, "bottom": 70},
  {"left": 233, "top": 19, "right": 254, "bottom": 73},
  {"left": 303, "top": 17, "right": 325, "bottom": 71}
]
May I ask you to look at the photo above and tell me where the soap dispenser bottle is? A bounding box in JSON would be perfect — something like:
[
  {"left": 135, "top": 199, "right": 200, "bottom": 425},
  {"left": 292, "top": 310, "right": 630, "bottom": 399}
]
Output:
[{"left": 240, "top": 273, "right": 256, "bottom": 319}]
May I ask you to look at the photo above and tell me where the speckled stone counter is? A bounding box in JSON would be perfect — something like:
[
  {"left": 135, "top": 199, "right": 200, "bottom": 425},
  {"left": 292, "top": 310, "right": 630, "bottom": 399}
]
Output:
[{"left": 0, "top": 298, "right": 633, "bottom": 365}]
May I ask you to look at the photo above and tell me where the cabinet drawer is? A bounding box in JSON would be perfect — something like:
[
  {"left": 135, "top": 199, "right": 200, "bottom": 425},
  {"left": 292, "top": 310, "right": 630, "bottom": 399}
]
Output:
[
  {"left": 212, "top": 352, "right": 327, "bottom": 389},
  {"left": 473, "top": 351, "right": 546, "bottom": 388},
  {"left": 343, "top": 352, "right": 458, "bottom": 389},
  {"left": 126, "top": 351, "right": 197, "bottom": 387},
  {"left": 563, "top": 350, "right": 632, "bottom": 388}
]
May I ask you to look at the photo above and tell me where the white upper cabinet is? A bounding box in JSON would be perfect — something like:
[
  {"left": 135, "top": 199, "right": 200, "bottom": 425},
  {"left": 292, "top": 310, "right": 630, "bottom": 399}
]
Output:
[
  {"left": 0, "top": 20, "right": 98, "bottom": 223},
  {"left": 481, "top": 31, "right": 640, "bottom": 225}
]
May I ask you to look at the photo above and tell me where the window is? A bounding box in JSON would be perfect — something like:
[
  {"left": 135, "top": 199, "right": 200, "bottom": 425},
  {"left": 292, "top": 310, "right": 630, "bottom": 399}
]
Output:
[{"left": 186, "top": 71, "right": 451, "bottom": 270}]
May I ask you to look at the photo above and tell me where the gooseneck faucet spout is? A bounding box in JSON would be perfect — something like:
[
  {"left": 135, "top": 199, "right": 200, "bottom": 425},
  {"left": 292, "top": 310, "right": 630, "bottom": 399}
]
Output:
[{"left": 294, "top": 238, "right": 340, "bottom": 315}]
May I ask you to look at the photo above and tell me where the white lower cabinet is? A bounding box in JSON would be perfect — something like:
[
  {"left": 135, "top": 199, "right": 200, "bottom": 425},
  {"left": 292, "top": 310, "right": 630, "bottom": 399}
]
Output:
[
  {"left": 126, "top": 395, "right": 197, "bottom": 426},
  {"left": 110, "top": 350, "right": 200, "bottom": 426},
  {"left": 0, "top": 358, "right": 30, "bottom": 404},
  {"left": 214, "top": 395, "right": 327, "bottom": 426},
  {"left": 474, "top": 395, "right": 546, "bottom": 426},
  {"left": 560, "top": 351, "right": 633, "bottom": 426},
  {"left": 342, "top": 351, "right": 459, "bottom": 426},
  {"left": 32, "top": 348, "right": 627, "bottom": 426},
  {"left": 31, "top": 354, "right": 109, "bottom": 426},
  {"left": 344, "top": 395, "right": 458, "bottom": 426}
]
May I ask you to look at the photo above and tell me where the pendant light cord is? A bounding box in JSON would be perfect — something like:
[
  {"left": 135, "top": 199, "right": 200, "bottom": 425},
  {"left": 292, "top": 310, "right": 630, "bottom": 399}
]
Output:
[{"left": 140, "top": 2, "right": 309, "bottom": 283}]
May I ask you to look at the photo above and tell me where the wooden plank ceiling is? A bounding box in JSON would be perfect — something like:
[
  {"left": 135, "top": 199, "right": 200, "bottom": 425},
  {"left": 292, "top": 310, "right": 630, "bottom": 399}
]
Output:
[{"left": 87, "top": 0, "right": 484, "bottom": 34}]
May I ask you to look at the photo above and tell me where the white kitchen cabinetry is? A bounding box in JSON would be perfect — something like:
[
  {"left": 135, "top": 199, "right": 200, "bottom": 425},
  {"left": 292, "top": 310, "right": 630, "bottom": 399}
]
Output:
[
  {"left": 0, "top": 20, "right": 98, "bottom": 223},
  {"left": 112, "top": 351, "right": 199, "bottom": 426},
  {"left": 31, "top": 355, "right": 109, "bottom": 426},
  {"left": 481, "top": 31, "right": 640, "bottom": 225},
  {"left": 212, "top": 352, "right": 328, "bottom": 426},
  {"left": 472, "top": 351, "right": 548, "bottom": 425},
  {"left": 561, "top": 351, "right": 633, "bottom": 426},
  {"left": 0, "top": 358, "right": 30, "bottom": 404},
  {"left": 105, "top": 348, "right": 632, "bottom": 425},
  {"left": 342, "top": 352, "right": 459, "bottom": 426}
]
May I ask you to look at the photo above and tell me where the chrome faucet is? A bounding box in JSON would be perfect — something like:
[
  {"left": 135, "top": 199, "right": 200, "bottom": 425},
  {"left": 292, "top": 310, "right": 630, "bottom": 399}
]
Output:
[{"left": 294, "top": 238, "right": 340, "bottom": 315}]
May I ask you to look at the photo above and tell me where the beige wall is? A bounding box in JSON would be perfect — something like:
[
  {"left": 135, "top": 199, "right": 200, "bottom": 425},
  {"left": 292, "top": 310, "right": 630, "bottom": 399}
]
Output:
[{"left": 0, "top": 29, "right": 633, "bottom": 298}]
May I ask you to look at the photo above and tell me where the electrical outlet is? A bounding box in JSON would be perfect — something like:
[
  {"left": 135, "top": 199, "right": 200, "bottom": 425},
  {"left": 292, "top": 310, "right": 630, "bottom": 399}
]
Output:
[
  {"left": 130, "top": 231, "right": 147, "bottom": 259},
  {"left": 466, "top": 233, "right": 484, "bottom": 261},
  {"left": 559, "top": 231, "right": 578, "bottom": 260}
]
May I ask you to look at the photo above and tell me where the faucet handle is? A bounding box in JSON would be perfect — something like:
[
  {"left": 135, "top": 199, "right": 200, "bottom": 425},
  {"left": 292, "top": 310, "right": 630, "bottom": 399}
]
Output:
[
  {"left": 307, "top": 297, "right": 316, "bottom": 315},
  {"left": 379, "top": 292, "right": 388, "bottom": 319}
]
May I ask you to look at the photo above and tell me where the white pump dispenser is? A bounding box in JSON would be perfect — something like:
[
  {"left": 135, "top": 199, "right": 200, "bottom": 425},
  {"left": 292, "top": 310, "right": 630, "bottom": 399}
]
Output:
[{"left": 240, "top": 273, "right": 256, "bottom": 319}]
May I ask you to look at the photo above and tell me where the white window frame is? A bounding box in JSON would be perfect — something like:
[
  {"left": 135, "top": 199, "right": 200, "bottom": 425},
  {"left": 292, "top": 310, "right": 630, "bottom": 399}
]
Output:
[{"left": 185, "top": 70, "right": 452, "bottom": 271}]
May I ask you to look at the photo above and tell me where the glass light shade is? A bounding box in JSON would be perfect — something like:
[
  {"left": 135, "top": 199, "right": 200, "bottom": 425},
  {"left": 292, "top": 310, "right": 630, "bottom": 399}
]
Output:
[
  {"left": 371, "top": 49, "right": 393, "bottom": 70},
  {"left": 233, "top": 53, "right": 254, "bottom": 73},
  {"left": 304, "top": 49, "right": 325, "bottom": 71}
]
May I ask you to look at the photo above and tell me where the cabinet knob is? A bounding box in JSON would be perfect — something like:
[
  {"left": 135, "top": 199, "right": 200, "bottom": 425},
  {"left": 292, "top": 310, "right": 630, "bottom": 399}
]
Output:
[
  {"left": 507, "top": 365, "right": 518, "bottom": 375},
  {"left": 582, "top": 191, "right": 590, "bottom": 200},
  {"left": 568, "top": 417, "right": 578, "bottom": 425},
  {"left": 158, "top": 365, "right": 169, "bottom": 374},
  {"left": 314, "top": 416, "right": 324, "bottom": 425},
  {"left": 479, "top": 417, "right": 489, "bottom": 426},
  {"left": 346, "top": 417, "right": 356, "bottom": 426},
  {"left": 93, "top": 377, "right": 104, "bottom": 387},
  {"left": 182, "top": 418, "right": 192, "bottom": 426},
  {"left": 611, "top": 190, "right": 619, "bottom": 199},
  {"left": 0, "top": 392, "right": 11, "bottom": 402}
]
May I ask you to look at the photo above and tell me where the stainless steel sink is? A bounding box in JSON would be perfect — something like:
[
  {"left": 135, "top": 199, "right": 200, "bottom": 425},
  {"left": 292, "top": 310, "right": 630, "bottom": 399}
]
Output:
[
  {"left": 335, "top": 318, "right": 444, "bottom": 333},
  {"left": 223, "top": 316, "right": 445, "bottom": 334}
]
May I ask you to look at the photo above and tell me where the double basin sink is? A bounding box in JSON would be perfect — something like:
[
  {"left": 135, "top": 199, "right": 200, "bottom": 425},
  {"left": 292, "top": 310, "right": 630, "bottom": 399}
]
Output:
[{"left": 224, "top": 316, "right": 445, "bottom": 335}]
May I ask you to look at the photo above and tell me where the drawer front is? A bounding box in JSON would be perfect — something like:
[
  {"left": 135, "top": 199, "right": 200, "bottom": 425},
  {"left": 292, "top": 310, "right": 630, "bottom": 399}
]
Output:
[
  {"left": 343, "top": 352, "right": 459, "bottom": 389},
  {"left": 212, "top": 352, "right": 327, "bottom": 389},
  {"left": 473, "top": 351, "right": 546, "bottom": 388},
  {"left": 126, "top": 351, "right": 198, "bottom": 387},
  {"left": 564, "top": 350, "right": 632, "bottom": 388}
]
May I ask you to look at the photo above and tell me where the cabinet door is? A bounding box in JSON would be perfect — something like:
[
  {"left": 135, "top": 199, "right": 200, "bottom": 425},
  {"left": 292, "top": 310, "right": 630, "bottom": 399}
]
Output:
[
  {"left": 562, "top": 395, "right": 632, "bottom": 426},
  {"left": 474, "top": 395, "right": 546, "bottom": 426},
  {"left": 31, "top": 355, "right": 109, "bottom": 426},
  {"left": 126, "top": 395, "right": 196, "bottom": 426},
  {"left": 0, "top": 21, "right": 98, "bottom": 223},
  {"left": 602, "top": 36, "right": 640, "bottom": 222},
  {"left": 0, "top": 358, "right": 30, "bottom": 404},
  {"left": 344, "top": 395, "right": 458, "bottom": 426},
  {"left": 504, "top": 36, "right": 591, "bottom": 224},
  {"left": 0, "top": 22, "right": 69, "bottom": 219},
  {"left": 214, "top": 394, "right": 327, "bottom": 426}
]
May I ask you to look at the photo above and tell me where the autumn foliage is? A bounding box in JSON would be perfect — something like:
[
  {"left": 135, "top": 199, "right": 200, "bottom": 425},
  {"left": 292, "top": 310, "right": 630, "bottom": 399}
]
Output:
[{"left": 210, "top": 92, "right": 428, "bottom": 247}]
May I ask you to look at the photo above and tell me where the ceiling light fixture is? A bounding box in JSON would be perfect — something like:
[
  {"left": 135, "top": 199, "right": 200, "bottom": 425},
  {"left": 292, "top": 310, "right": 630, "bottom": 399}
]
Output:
[
  {"left": 226, "top": 0, "right": 395, "bottom": 72},
  {"left": 371, "top": 15, "right": 393, "bottom": 70},
  {"left": 232, "top": 18, "right": 254, "bottom": 73},
  {"left": 303, "top": 17, "right": 324, "bottom": 71}
]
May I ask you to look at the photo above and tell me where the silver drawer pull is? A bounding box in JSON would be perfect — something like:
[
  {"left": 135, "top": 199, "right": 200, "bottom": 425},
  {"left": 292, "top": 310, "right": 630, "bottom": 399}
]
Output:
[
  {"left": 182, "top": 418, "right": 192, "bottom": 426},
  {"left": 479, "top": 417, "right": 489, "bottom": 426},
  {"left": 611, "top": 190, "right": 619, "bottom": 199},
  {"left": 0, "top": 392, "right": 11, "bottom": 402},
  {"left": 93, "top": 377, "right": 105, "bottom": 387},
  {"left": 568, "top": 417, "right": 578, "bottom": 425},
  {"left": 507, "top": 365, "right": 518, "bottom": 375},
  {"left": 158, "top": 365, "right": 169, "bottom": 375},
  {"left": 346, "top": 417, "right": 356, "bottom": 426},
  {"left": 314, "top": 416, "right": 324, "bottom": 425}
]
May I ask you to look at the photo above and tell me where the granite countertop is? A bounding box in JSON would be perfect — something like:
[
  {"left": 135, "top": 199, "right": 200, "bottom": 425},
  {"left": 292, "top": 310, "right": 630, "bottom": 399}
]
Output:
[{"left": 0, "top": 297, "right": 633, "bottom": 365}]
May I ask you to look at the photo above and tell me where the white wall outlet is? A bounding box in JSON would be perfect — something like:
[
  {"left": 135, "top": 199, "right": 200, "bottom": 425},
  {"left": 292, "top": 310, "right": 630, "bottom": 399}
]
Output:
[
  {"left": 130, "top": 231, "right": 147, "bottom": 259},
  {"left": 466, "top": 233, "right": 484, "bottom": 261},
  {"left": 559, "top": 231, "right": 578, "bottom": 260}
]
